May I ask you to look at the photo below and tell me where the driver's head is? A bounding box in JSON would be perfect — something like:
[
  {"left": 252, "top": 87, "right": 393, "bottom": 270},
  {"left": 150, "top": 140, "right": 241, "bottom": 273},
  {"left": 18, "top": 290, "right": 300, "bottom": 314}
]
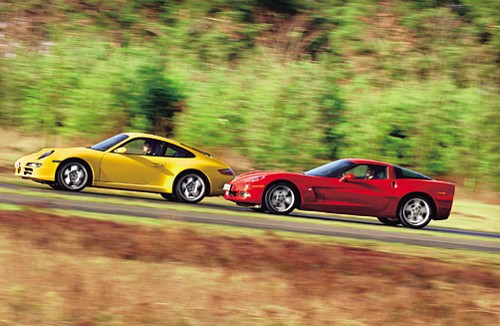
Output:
[
  {"left": 366, "top": 166, "right": 374, "bottom": 179},
  {"left": 143, "top": 140, "right": 154, "bottom": 155}
]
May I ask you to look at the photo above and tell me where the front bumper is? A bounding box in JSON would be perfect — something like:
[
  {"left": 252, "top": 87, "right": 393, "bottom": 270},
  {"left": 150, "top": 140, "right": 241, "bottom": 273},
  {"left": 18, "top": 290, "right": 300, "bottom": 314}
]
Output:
[
  {"left": 14, "top": 157, "right": 58, "bottom": 182},
  {"left": 223, "top": 181, "right": 265, "bottom": 205}
]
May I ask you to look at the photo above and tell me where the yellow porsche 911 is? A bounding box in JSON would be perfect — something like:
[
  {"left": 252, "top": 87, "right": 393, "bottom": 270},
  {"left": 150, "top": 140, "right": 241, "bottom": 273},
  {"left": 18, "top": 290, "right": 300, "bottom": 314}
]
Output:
[{"left": 14, "top": 133, "right": 235, "bottom": 203}]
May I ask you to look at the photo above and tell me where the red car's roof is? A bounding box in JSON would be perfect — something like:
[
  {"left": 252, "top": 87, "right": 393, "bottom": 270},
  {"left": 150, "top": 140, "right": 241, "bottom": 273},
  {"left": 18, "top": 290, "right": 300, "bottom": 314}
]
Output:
[{"left": 347, "top": 158, "right": 390, "bottom": 166}]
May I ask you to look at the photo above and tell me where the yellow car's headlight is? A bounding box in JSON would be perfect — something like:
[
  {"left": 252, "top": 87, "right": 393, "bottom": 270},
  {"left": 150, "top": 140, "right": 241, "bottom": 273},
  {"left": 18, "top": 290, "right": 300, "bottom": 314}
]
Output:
[{"left": 38, "top": 150, "right": 54, "bottom": 160}]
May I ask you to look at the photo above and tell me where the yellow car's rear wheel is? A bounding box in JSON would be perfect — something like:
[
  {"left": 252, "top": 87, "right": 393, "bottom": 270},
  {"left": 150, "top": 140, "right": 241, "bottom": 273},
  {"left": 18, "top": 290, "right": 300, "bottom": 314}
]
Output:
[{"left": 174, "top": 172, "right": 207, "bottom": 203}]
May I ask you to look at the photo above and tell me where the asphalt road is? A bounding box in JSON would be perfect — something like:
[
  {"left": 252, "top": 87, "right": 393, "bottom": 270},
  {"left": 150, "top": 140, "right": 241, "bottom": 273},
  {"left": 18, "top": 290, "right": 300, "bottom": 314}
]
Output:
[{"left": 1, "top": 182, "right": 499, "bottom": 253}]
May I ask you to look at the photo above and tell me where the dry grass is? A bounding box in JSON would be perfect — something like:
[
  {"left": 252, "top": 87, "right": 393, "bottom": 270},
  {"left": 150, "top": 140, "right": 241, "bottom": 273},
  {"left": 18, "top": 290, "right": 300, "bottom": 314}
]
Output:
[
  {"left": 0, "top": 127, "right": 73, "bottom": 167},
  {"left": 0, "top": 210, "right": 499, "bottom": 325}
]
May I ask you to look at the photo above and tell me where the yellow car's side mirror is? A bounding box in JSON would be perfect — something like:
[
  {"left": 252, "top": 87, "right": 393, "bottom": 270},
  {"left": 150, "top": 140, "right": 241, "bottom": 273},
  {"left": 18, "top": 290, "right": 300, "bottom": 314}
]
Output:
[{"left": 114, "top": 147, "right": 127, "bottom": 154}]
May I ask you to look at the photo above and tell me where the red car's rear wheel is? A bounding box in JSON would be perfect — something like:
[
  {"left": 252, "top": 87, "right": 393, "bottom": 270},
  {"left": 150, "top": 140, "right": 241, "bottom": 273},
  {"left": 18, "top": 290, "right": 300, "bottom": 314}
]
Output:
[{"left": 398, "top": 196, "right": 433, "bottom": 229}]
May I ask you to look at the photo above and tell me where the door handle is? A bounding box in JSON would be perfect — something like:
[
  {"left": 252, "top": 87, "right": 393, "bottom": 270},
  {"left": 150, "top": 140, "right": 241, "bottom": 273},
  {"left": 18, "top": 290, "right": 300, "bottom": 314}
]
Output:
[
  {"left": 391, "top": 181, "right": 397, "bottom": 189},
  {"left": 153, "top": 163, "right": 163, "bottom": 167}
]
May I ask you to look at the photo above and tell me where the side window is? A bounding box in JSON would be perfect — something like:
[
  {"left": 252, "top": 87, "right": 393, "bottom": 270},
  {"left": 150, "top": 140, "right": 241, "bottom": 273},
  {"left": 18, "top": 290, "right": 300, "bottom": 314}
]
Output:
[
  {"left": 164, "top": 143, "right": 195, "bottom": 158},
  {"left": 118, "top": 138, "right": 166, "bottom": 156},
  {"left": 394, "top": 166, "right": 432, "bottom": 180},
  {"left": 368, "top": 165, "right": 387, "bottom": 179},
  {"left": 345, "top": 165, "right": 368, "bottom": 179},
  {"left": 343, "top": 164, "right": 387, "bottom": 180}
]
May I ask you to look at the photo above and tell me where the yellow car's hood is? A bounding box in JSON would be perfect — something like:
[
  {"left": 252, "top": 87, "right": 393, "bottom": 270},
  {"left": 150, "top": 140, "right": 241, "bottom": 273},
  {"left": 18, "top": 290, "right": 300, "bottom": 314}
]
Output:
[{"left": 17, "top": 147, "right": 99, "bottom": 163}]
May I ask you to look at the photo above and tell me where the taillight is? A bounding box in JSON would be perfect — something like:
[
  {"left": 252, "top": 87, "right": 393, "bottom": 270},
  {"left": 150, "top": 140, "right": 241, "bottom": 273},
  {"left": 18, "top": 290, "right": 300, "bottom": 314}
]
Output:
[{"left": 218, "top": 168, "right": 234, "bottom": 176}]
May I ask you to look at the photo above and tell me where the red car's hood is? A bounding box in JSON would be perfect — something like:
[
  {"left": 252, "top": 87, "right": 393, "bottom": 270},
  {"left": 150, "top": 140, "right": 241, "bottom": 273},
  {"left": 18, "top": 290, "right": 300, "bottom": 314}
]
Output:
[{"left": 235, "top": 170, "right": 303, "bottom": 181}]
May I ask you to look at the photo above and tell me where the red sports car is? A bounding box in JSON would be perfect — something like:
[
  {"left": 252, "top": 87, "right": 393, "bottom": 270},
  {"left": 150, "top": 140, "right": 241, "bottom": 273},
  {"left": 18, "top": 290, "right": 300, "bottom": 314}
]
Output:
[{"left": 223, "top": 159, "right": 455, "bottom": 228}]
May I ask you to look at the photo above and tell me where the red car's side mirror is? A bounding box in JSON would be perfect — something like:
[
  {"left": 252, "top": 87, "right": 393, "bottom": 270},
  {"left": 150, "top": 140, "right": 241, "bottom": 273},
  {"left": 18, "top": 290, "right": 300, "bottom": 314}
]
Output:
[{"left": 339, "top": 173, "right": 355, "bottom": 182}]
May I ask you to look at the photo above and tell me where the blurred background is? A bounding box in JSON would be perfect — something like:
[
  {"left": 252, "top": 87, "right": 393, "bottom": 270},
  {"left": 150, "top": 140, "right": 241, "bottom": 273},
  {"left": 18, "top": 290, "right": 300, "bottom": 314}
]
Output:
[
  {"left": 0, "top": 0, "right": 498, "bottom": 191},
  {"left": 0, "top": 2, "right": 499, "bottom": 324}
]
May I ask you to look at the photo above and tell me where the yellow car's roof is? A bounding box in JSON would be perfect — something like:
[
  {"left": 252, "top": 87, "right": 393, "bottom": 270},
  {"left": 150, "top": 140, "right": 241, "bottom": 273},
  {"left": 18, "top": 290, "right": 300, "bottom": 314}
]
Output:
[
  {"left": 122, "top": 133, "right": 211, "bottom": 157},
  {"left": 123, "top": 133, "right": 183, "bottom": 147}
]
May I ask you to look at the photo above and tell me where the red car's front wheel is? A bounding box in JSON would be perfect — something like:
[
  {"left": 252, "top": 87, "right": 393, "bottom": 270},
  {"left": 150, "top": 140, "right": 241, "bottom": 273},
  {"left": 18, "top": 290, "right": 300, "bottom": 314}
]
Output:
[{"left": 263, "top": 182, "right": 297, "bottom": 215}]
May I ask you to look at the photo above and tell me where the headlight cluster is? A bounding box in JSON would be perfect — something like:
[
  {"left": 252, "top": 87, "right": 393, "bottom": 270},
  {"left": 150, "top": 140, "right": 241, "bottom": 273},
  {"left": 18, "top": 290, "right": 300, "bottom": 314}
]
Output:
[
  {"left": 249, "top": 175, "right": 265, "bottom": 182},
  {"left": 218, "top": 168, "right": 235, "bottom": 176},
  {"left": 38, "top": 150, "right": 54, "bottom": 160}
]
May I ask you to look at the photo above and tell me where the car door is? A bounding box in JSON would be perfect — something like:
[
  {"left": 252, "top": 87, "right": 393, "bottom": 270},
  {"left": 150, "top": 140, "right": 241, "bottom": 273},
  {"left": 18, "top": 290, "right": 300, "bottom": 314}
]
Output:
[
  {"left": 99, "top": 138, "right": 167, "bottom": 185},
  {"left": 322, "top": 164, "right": 394, "bottom": 215}
]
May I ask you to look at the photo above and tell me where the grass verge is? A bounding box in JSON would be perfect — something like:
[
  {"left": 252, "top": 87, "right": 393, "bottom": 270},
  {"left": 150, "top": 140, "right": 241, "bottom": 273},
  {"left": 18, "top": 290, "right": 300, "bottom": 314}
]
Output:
[{"left": 0, "top": 209, "right": 499, "bottom": 325}]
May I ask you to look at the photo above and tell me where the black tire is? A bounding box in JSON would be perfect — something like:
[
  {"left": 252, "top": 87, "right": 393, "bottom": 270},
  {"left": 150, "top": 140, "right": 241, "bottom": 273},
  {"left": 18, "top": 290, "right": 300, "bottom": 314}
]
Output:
[
  {"left": 48, "top": 182, "right": 63, "bottom": 190},
  {"left": 161, "top": 193, "right": 180, "bottom": 202},
  {"left": 57, "top": 161, "right": 90, "bottom": 192},
  {"left": 262, "top": 182, "right": 297, "bottom": 215},
  {"left": 398, "top": 195, "right": 433, "bottom": 229},
  {"left": 377, "top": 217, "right": 401, "bottom": 226},
  {"left": 174, "top": 172, "right": 207, "bottom": 204}
]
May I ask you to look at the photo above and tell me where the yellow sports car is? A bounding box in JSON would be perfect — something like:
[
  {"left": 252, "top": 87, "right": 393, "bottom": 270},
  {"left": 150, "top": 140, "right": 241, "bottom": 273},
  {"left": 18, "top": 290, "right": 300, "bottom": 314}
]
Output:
[{"left": 14, "top": 133, "right": 235, "bottom": 203}]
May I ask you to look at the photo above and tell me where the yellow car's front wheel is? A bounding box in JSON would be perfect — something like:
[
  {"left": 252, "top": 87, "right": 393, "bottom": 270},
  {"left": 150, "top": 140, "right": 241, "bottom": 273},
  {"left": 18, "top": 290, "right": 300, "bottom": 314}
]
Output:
[{"left": 57, "top": 161, "right": 90, "bottom": 192}]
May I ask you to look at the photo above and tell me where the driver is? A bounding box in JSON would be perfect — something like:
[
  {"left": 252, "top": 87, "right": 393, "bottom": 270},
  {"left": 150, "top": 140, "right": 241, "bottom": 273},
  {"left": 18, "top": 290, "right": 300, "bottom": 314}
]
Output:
[
  {"left": 366, "top": 166, "right": 375, "bottom": 180},
  {"left": 143, "top": 140, "right": 158, "bottom": 156}
]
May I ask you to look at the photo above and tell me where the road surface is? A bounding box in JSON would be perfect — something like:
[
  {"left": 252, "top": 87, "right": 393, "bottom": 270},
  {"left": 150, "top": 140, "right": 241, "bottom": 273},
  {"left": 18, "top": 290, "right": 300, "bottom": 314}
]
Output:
[{"left": 0, "top": 182, "right": 499, "bottom": 253}]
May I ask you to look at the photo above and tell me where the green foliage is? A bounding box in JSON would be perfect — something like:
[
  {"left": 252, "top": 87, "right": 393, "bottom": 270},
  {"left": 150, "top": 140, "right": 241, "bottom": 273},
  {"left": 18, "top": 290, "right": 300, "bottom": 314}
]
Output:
[
  {"left": 3, "top": 39, "right": 116, "bottom": 136},
  {"left": 121, "top": 63, "right": 185, "bottom": 134},
  {"left": 174, "top": 57, "right": 336, "bottom": 169},
  {"left": 0, "top": 38, "right": 182, "bottom": 137},
  {"left": 337, "top": 79, "right": 499, "bottom": 188},
  {"left": 0, "top": 0, "right": 498, "bottom": 189}
]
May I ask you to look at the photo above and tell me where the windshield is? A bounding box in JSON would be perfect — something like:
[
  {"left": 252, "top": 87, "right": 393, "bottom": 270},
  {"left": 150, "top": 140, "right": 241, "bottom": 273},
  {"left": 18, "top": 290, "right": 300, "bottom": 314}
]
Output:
[
  {"left": 304, "top": 159, "right": 355, "bottom": 178},
  {"left": 90, "top": 134, "right": 129, "bottom": 152}
]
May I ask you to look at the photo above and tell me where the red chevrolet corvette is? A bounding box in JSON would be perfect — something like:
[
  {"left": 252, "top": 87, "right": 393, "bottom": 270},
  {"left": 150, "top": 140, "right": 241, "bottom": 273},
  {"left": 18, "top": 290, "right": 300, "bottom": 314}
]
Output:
[{"left": 223, "top": 159, "right": 455, "bottom": 228}]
